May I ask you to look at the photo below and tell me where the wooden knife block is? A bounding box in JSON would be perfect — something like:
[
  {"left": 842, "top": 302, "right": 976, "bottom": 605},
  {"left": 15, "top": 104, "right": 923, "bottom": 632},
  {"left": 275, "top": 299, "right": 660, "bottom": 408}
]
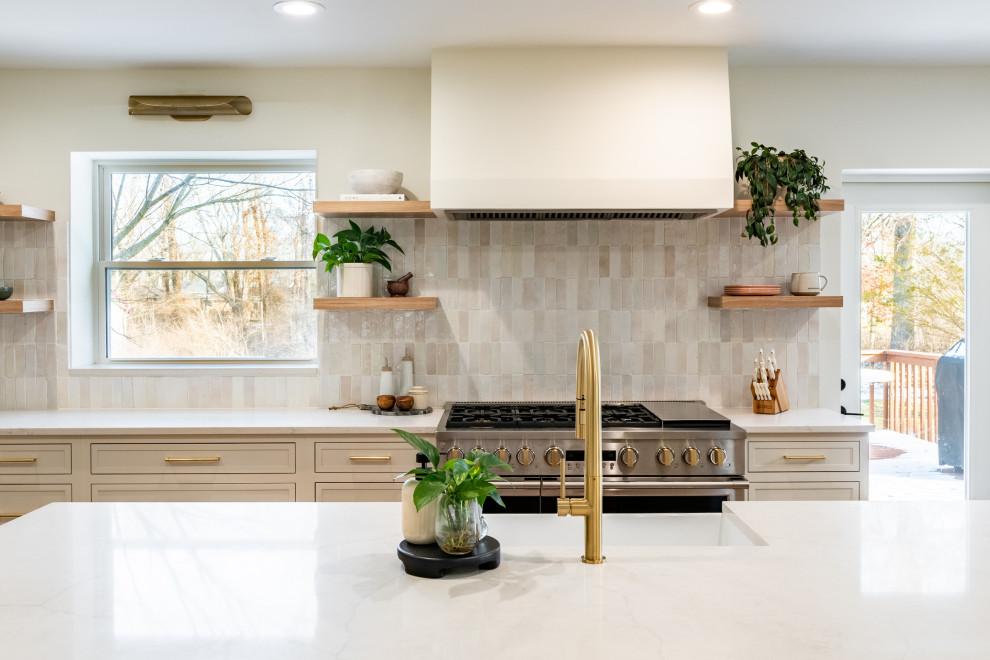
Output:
[{"left": 751, "top": 369, "right": 790, "bottom": 415}]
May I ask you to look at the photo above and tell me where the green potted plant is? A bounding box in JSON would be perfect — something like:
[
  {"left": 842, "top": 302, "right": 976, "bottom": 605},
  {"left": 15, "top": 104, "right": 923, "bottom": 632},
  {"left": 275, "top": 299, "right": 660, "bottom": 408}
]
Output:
[
  {"left": 312, "top": 220, "right": 404, "bottom": 297},
  {"left": 393, "top": 429, "right": 512, "bottom": 555},
  {"left": 735, "top": 142, "right": 830, "bottom": 247}
]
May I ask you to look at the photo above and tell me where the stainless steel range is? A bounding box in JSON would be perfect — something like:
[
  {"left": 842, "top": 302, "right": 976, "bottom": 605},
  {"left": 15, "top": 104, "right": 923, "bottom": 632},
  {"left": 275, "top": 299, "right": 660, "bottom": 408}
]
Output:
[{"left": 436, "top": 401, "right": 748, "bottom": 514}]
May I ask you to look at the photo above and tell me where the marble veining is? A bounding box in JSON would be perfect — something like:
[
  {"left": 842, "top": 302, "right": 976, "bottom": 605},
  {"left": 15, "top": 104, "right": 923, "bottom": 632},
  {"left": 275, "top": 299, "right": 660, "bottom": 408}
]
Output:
[{"left": 1, "top": 501, "right": 988, "bottom": 659}]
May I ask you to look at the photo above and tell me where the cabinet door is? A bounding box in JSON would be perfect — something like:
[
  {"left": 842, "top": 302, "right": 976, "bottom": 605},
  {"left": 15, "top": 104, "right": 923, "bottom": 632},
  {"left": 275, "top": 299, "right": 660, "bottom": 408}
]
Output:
[
  {"left": 748, "top": 482, "right": 860, "bottom": 501},
  {"left": 316, "top": 483, "right": 402, "bottom": 502},
  {"left": 91, "top": 443, "right": 295, "bottom": 474},
  {"left": 92, "top": 483, "right": 296, "bottom": 502},
  {"left": 0, "top": 484, "right": 72, "bottom": 521},
  {"left": 748, "top": 441, "right": 860, "bottom": 472},
  {"left": 0, "top": 444, "right": 71, "bottom": 475}
]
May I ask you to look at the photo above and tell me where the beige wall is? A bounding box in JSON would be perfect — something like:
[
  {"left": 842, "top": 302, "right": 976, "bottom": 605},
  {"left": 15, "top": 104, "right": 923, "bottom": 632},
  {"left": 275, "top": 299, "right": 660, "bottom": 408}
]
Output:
[
  {"left": 729, "top": 66, "right": 990, "bottom": 410},
  {"left": 17, "top": 65, "right": 989, "bottom": 410}
]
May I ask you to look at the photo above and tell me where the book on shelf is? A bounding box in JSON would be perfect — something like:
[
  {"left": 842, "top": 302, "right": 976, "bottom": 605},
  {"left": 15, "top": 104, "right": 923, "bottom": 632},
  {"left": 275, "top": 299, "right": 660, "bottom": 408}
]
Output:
[{"left": 339, "top": 193, "right": 406, "bottom": 201}]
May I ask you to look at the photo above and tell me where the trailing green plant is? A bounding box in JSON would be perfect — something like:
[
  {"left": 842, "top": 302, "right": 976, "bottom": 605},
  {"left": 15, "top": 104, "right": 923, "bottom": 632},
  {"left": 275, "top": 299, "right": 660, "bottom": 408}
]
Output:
[
  {"left": 312, "top": 220, "right": 404, "bottom": 273},
  {"left": 735, "top": 143, "right": 830, "bottom": 247},
  {"left": 393, "top": 429, "right": 512, "bottom": 511}
]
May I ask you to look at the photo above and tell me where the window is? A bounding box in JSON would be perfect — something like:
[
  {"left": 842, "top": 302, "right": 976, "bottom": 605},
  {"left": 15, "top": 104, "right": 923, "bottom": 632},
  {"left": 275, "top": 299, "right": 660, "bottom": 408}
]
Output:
[{"left": 96, "top": 162, "right": 317, "bottom": 363}]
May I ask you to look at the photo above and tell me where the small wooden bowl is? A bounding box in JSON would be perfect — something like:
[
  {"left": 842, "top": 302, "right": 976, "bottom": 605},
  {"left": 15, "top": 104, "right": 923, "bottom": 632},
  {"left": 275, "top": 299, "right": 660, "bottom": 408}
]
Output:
[
  {"left": 377, "top": 395, "right": 396, "bottom": 410},
  {"left": 386, "top": 280, "right": 409, "bottom": 297},
  {"left": 395, "top": 396, "right": 414, "bottom": 411}
]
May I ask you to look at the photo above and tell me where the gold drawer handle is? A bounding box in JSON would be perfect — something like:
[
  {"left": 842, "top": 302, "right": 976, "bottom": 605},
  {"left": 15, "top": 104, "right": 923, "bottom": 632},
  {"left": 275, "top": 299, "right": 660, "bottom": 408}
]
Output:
[
  {"left": 0, "top": 513, "right": 25, "bottom": 518},
  {"left": 349, "top": 456, "right": 392, "bottom": 461},
  {"left": 165, "top": 457, "right": 221, "bottom": 463},
  {"left": 783, "top": 455, "right": 827, "bottom": 461},
  {"left": 0, "top": 458, "right": 38, "bottom": 464}
]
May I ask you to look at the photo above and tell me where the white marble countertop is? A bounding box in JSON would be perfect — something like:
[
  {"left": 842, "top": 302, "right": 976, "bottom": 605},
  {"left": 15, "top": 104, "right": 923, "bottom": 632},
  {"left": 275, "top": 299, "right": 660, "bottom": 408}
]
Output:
[
  {"left": 1, "top": 500, "right": 987, "bottom": 659},
  {"left": 715, "top": 407, "right": 875, "bottom": 433},
  {"left": 0, "top": 407, "right": 444, "bottom": 436}
]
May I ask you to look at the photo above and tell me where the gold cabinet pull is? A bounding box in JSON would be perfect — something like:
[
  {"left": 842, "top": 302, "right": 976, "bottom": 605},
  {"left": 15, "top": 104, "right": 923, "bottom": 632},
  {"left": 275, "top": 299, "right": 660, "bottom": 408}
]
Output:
[
  {"left": 164, "top": 457, "right": 221, "bottom": 463},
  {"left": 783, "top": 455, "right": 827, "bottom": 461},
  {"left": 0, "top": 458, "right": 38, "bottom": 463},
  {"left": 0, "top": 513, "right": 25, "bottom": 518},
  {"left": 348, "top": 456, "right": 392, "bottom": 461}
]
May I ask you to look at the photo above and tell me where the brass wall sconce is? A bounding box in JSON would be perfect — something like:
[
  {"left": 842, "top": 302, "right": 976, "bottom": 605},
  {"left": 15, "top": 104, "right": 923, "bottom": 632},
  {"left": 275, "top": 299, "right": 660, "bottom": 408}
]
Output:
[{"left": 127, "top": 95, "right": 252, "bottom": 121}]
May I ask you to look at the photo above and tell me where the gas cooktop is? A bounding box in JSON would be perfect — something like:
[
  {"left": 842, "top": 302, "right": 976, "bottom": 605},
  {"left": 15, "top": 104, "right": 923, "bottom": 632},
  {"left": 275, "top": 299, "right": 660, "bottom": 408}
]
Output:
[{"left": 442, "top": 401, "right": 730, "bottom": 431}]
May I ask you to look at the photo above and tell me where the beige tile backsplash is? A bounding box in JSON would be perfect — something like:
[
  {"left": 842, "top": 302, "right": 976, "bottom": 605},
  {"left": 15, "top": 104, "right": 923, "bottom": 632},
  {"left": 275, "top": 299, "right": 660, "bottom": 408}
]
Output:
[{"left": 3, "top": 214, "right": 820, "bottom": 410}]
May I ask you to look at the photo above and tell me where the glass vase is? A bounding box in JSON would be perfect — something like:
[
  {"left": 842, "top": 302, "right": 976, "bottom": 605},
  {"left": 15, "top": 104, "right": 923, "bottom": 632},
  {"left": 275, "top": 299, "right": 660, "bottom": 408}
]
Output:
[{"left": 435, "top": 495, "right": 486, "bottom": 555}]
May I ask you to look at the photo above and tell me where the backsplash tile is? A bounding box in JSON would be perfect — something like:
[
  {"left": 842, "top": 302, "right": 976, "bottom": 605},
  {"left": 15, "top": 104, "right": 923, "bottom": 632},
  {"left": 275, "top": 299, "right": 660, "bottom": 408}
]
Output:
[{"left": 4, "top": 214, "right": 819, "bottom": 410}]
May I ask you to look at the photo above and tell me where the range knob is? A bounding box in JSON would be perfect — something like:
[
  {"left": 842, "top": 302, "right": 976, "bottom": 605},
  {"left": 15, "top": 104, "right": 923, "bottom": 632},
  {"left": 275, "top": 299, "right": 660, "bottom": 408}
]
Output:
[
  {"left": 683, "top": 447, "right": 700, "bottom": 466},
  {"left": 656, "top": 447, "right": 674, "bottom": 466},
  {"left": 516, "top": 447, "right": 535, "bottom": 466},
  {"left": 545, "top": 446, "right": 563, "bottom": 467},
  {"left": 618, "top": 446, "right": 639, "bottom": 467},
  {"left": 494, "top": 447, "right": 512, "bottom": 464},
  {"left": 709, "top": 447, "right": 727, "bottom": 466},
  {"left": 446, "top": 446, "right": 464, "bottom": 461}
]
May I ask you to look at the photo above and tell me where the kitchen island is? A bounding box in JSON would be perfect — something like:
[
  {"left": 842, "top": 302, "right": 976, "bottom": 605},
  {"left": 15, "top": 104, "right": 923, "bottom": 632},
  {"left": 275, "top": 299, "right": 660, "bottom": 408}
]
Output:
[{"left": 2, "top": 501, "right": 988, "bottom": 659}]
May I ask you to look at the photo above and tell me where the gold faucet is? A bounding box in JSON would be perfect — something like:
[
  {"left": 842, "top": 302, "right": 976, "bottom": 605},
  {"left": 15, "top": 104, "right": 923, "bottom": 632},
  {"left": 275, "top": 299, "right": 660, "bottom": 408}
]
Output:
[{"left": 557, "top": 329, "right": 604, "bottom": 564}]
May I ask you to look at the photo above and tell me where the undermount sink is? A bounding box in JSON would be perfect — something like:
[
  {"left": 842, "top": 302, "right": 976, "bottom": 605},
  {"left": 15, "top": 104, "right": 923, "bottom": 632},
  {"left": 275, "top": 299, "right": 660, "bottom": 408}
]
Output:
[{"left": 492, "top": 512, "right": 767, "bottom": 547}]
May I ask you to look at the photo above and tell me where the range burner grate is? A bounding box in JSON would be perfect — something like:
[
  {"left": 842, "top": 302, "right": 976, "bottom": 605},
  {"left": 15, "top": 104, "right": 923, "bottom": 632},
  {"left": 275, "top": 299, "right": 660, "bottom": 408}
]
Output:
[{"left": 445, "top": 402, "right": 664, "bottom": 429}]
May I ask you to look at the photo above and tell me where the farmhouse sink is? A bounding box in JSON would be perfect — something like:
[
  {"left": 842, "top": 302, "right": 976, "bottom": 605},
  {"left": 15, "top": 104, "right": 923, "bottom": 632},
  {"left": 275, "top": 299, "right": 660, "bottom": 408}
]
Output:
[{"left": 492, "top": 512, "right": 767, "bottom": 547}]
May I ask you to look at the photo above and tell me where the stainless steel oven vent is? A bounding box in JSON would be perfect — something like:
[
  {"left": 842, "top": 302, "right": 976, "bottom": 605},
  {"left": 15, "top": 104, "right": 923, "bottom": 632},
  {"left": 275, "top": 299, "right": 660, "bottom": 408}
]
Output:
[{"left": 445, "top": 209, "right": 715, "bottom": 221}]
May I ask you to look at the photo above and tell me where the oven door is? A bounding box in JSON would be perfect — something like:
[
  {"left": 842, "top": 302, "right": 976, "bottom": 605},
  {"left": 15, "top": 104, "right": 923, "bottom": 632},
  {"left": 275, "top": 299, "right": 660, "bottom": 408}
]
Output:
[
  {"left": 484, "top": 477, "right": 749, "bottom": 514},
  {"left": 482, "top": 479, "right": 544, "bottom": 514}
]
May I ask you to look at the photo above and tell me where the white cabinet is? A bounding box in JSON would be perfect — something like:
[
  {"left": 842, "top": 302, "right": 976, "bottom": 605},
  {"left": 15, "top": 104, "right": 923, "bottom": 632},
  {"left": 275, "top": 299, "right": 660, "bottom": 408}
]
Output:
[
  {"left": 1, "top": 431, "right": 432, "bottom": 511},
  {"left": 745, "top": 433, "right": 869, "bottom": 501}
]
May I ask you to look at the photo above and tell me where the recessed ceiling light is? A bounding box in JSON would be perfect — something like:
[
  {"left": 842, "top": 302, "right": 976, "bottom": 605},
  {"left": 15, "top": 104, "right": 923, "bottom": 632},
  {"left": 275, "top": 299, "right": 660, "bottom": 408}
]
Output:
[
  {"left": 689, "top": 0, "right": 738, "bottom": 15},
  {"left": 273, "top": 1, "right": 325, "bottom": 17}
]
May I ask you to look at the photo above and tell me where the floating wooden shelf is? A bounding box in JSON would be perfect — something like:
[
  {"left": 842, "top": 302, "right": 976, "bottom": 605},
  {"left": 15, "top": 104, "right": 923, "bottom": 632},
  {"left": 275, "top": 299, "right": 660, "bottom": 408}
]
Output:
[
  {"left": 313, "top": 201, "right": 436, "bottom": 219},
  {"left": 0, "top": 205, "right": 56, "bottom": 222},
  {"left": 708, "top": 295, "right": 843, "bottom": 309},
  {"left": 713, "top": 199, "right": 844, "bottom": 219},
  {"left": 313, "top": 297, "right": 438, "bottom": 311},
  {"left": 0, "top": 299, "right": 55, "bottom": 313}
]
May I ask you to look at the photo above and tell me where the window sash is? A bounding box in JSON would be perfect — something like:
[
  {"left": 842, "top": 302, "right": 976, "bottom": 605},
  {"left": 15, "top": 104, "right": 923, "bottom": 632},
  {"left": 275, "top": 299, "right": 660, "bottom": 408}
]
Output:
[{"left": 95, "top": 160, "right": 318, "bottom": 365}]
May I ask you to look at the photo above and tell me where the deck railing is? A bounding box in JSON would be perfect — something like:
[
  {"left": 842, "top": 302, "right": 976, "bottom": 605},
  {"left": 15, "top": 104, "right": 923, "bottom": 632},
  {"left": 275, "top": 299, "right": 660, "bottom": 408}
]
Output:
[{"left": 861, "top": 349, "right": 941, "bottom": 441}]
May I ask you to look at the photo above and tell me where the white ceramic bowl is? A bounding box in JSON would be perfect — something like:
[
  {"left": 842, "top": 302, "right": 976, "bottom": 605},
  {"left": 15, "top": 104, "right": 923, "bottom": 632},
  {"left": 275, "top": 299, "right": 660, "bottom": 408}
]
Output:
[{"left": 347, "top": 169, "right": 403, "bottom": 194}]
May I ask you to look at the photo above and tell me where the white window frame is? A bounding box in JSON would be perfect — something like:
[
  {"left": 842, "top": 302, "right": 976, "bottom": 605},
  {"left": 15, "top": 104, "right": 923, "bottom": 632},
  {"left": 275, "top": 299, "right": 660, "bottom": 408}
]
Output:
[{"left": 94, "top": 158, "right": 318, "bottom": 366}]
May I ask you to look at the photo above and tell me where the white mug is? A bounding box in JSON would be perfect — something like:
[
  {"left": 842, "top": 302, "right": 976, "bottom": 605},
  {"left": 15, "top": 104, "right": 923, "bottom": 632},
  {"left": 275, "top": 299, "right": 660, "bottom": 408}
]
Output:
[{"left": 791, "top": 272, "right": 828, "bottom": 296}]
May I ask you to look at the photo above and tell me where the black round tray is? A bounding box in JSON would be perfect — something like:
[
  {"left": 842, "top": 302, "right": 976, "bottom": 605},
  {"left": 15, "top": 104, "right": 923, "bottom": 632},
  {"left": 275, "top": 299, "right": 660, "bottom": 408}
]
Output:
[{"left": 397, "top": 537, "right": 500, "bottom": 578}]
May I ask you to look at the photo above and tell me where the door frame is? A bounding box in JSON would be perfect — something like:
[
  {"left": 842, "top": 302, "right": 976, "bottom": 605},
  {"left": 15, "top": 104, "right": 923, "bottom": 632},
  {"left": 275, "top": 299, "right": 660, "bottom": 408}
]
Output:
[{"left": 839, "top": 170, "right": 990, "bottom": 499}]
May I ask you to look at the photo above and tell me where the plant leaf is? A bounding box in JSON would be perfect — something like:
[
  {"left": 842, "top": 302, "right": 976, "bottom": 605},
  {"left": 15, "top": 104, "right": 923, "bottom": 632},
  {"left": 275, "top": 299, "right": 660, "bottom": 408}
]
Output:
[
  {"left": 413, "top": 478, "right": 447, "bottom": 511},
  {"left": 392, "top": 429, "right": 440, "bottom": 467}
]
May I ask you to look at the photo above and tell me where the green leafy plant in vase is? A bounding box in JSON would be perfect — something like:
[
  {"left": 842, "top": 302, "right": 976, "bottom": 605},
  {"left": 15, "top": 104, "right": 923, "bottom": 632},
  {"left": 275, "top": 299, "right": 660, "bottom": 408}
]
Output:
[
  {"left": 735, "top": 142, "right": 830, "bottom": 247},
  {"left": 394, "top": 429, "right": 512, "bottom": 555},
  {"left": 312, "top": 220, "right": 404, "bottom": 297}
]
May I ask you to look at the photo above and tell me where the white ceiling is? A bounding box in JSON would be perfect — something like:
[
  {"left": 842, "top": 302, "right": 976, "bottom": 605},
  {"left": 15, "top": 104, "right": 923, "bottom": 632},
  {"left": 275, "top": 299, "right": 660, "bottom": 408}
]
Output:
[{"left": 2, "top": 0, "right": 989, "bottom": 69}]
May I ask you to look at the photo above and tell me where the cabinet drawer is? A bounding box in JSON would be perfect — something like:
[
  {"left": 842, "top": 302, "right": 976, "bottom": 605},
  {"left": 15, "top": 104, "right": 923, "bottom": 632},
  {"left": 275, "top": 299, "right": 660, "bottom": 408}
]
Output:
[
  {"left": 748, "top": 482, "right": 860, "bottom": 501},
  {"left": 0, "top": 445, "right": 71, "bottom": 475},
  {"left": 91, "top": 443, "right": 295, "bottom": 474},
  {"left": 315, "top": 443, "right": 418, "bottom": 473},
  {"left": 0, "top": 484, "right": 72, "bottom": 520},
  {"left": 316, "top": 482, "right": 402, "bottom": 502},
  {"left": 92, "top": 483, "right": 296, "bottom": 502},
  {"left": 748, "top": 441, "right": 860, "bottom": 472}
]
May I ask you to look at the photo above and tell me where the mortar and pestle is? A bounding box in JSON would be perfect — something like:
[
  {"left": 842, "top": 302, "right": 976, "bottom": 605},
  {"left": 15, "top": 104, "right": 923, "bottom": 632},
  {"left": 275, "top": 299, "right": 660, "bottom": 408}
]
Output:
[{"left": 386, "top": 272, "right": 414, "bottom": 297}]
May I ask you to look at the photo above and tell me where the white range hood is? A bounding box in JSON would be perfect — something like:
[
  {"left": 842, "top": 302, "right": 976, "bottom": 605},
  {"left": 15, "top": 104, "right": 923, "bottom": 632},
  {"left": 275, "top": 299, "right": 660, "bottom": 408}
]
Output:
[{"left": 430, "top": 47, "right": 734, "bottom": 221}]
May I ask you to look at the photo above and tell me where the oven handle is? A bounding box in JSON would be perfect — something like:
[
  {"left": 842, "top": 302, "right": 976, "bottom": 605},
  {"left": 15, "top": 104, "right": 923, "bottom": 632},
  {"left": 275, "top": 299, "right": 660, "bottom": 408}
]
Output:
[{"left": 544, "top": 480, "right": 749, "bottom": 490}]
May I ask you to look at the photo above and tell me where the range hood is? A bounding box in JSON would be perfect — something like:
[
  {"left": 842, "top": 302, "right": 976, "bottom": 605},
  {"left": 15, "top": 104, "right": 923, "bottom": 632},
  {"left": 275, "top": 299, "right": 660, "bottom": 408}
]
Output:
[{"left": 430, "top": 47, "right": 733, "bottom": 221}]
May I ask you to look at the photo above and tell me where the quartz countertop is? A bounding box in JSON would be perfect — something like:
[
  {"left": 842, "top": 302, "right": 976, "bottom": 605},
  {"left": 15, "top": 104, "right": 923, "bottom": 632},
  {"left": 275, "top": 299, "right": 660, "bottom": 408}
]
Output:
[
  {"left": 715, "top": 406, "right": 875, "bottom": 433},
  {"left": 1, "top": 500, "right": 986, "bottom": 659},
  {"left": 0, "top": 407, "right": 444, "bottom": 436}
]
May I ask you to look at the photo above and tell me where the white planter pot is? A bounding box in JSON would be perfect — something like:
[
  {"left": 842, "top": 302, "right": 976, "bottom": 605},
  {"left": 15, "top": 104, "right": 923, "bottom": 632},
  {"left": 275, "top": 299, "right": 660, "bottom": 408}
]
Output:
[{"left": 336, "top": 263, "right": 374, "bottom": 298}]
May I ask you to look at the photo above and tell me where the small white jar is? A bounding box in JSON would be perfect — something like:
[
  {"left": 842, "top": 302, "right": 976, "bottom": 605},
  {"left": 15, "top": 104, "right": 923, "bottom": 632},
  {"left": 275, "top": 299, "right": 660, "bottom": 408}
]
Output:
[{"left": 407, "top": 386, "right": 428, "bottom": 410}]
